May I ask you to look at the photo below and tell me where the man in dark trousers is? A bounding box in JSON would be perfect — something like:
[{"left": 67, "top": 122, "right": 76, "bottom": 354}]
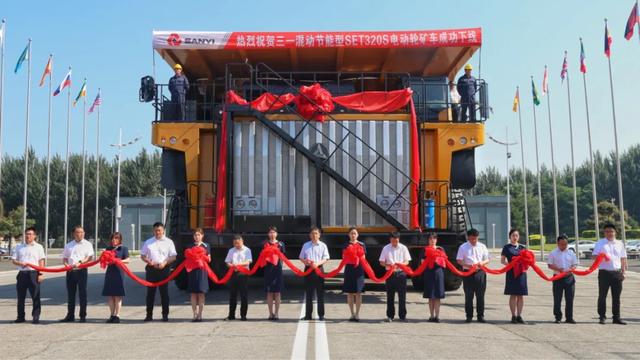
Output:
[
  {"left": 141, "top": 222, "right": 177, "bottom": 322},
  {"left": 11, "top": 227, "right": 46, "bottom": 324},
  {"left": 60, "top": 226, "right": 95, "bottom": 322},
  {"left": 299, "top": 226, "right": 330, "bottom": 321},
  {"left": 592, "top": 223, "right": 628, "bottom": 325},
  {"left": 168, "top": 63, "right": 190, "bottom": 121},
  {"left": 379, "top": 232, "right": 412, "bottom": 322},
  {"left": 547, "top": 234, "right": 578, "bottom": 323},
  {"left": 224, "top": 235, "right": 253, "bottom": 321},
  {"left": 456, "top": 228, "right": 490, "bottom": 322},
  {"left": 456, "top": 63, "right": 477, "bottom": 122}
]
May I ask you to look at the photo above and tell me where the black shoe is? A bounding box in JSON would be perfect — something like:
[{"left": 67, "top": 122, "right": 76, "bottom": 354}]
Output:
[
  {"left": 162, "top": 317, "right": 169, "bottom": 322},
  {"left": 79, "top": 317, "right": 87, "bottom": 323},
  {"left": 477, "top": 317, "right": 486, "bottom": 323},
  {"left": 348, "top": 316, "right": 357, "bottom": 322},
  {"left": 191, "top": 318, "right": 198, "bottom": 323},
  {"left": 268, "top": 315, "right": 275, "bottom": 321},
  {"left": 318, "top": 316, "right": 325, "bottom": 321},
  {"left": 465, "top": 318, "right": 472, "bottom": 323},
  {"left": 599, "top": 317, "right": 606, "bottom": 325},
  {"left": 511, "top": 316, "right": 518, "bottom": 324},
  {"left": 353, "top": 317, "right": 359, "bottom": 322},
  {"left": 14, "top": 318, "right": 26, "bottom": 324},
  {"left": 32, "top": 318, "right": 40, "bottom": 324},
  {"left": 613, "top": 318, "right": 627, "bottom": 325},
  {"left": 112, "top": 316, "right": 120, "bottom": 324},
  {"left": 565, "top": 319, "right": 576, "bottom": 324},
  {"left": 144, "top": 315, "right": 153, "bottom": 322},
  {"left": 241, "top": 317, "right": 247, "bottom": 321},
  {"left": 59, "top": 316, "right": 75, "bottom": 323},
  {"left": 273, "top": 316, "right": 279, "bottom": 321},
  {"left": 434, "top": 317, "right": 440, "bottom": 323},
  {"left": 224, "top": 316, "right": 236, "bottom": 321},
  {"left": 106, "top": 316, "right": 114, "bottom": 323},
  {"left": 300, "top": 316, "right": 312, "bottom": 321},
  {"left": 400, "top": 318, "right": 408, "bottom": 323},
  {"left": 516, "top": 316, "right": 526, "bottom": 324},
  {"left": 554, "top": 319, "right": 561, "bottom": 324},
  {"left": 427, "top": 317, "right": 435, "bottom": 322}
]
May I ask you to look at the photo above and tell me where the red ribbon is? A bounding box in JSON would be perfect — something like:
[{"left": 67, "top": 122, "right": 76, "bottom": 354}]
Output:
[
  {"left": 295, "top": 83, "right": 334, "bottom": 121},
  {"left": 262, "top": 242, "right": 281, "bottom": 266},
  {"left": 511, "top": 249, "right": 536, "bottom": 278},
  {"left": 424, "top": 246, "right": 447, "bottom": 270},
  {"left": 342, "top": 243, "right": 365, "bottom": 266},
  {"left": 99, "top": 250, "right": 117, "bottom": 269},
  {"left": 183, "top": 246, "right": 209, "bottom": 273}
]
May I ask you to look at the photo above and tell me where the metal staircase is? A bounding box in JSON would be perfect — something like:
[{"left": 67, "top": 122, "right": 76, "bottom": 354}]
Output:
[{"left": 449, "top": 189, "right": 472, "bottom": 235}]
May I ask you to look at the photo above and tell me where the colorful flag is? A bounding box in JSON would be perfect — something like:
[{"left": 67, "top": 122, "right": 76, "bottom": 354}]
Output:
[
  {"left": 512, "top": 88, "right": 519, "bottom": 112},
  {"left": 89, "top": 90, "right": 102, "bottom": 114},
  {"left": 625, "top": 2, "right": 639, "bottom": 40},
  {"left": 531, "top": 79, "right": 540, "bottom": 106},
  {"left": 580, "top": 39, "right": 587, "bottom": 73},
  {"left": 560, "top": 52, "right": 568, "bottom": 81},
  {"left": 53, "top": 70, "right": 72, "bottom": 96},
  {"left": 73, "top": 80, "right": 87, "bottom": 106},
  {"left": 542, "top": 67, "right": 549, "bottom": 96},
  {"left": 14, "top": 42, "right": 29, "bottom": 74},
  {"left": 39, "top": 55, "right": 52, "bottom": 87},
  {"left": 605, "top": 21, "right": 613, "bottom": 57}
]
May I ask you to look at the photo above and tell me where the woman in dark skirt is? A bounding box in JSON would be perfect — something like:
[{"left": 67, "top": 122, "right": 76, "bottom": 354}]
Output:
[
  {"left": 501, "top": 228, "right": 528, "bottom": 324},
  {"left": 187, "top": 228, "right": 211, "bottom": 322},
  {"left": 263, "top": 226, "right": 285, "bottom": 321},
  {"left": 342, "top": 227, "right": 366, "bottom": 322},
  {"left": 102, "top": 232, "right": 130, "bottom": 323},
  {"left": 423, "top": 233, "right": 445, "bottom": 322}
]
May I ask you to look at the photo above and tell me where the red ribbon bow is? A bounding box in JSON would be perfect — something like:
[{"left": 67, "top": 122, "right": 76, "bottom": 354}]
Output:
[
  {"left": 184, "top": 246, "right": 208, "bottom": 272},
  {"left": 99, "top": 250, "right": 117, "bottom": 269},
  {"left": 423, "top": 246, "right": 447, "bottom": 270},
  {"left": 512, "top": 249, "right": 536, "bottom": 278},
  {"left": 295, "top": 83, "right": 335, "bottom": 121},
  {"left": 263, "top": 243, "right": 281, "bottom": 266},
  {"left": 343, "top": 243, "right": 365, "bottom": 266}
]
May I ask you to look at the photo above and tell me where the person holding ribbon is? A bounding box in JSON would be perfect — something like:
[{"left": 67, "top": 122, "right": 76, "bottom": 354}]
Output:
[
  {"left": 422, "top": 233, "right": 445, "bottom": 322},
  {"left": 379, "top": 231, "right": 411, "bottom": 323},
  {"left": 342, "top": 227, "right": 366, "bottom": 322},
  {"left": 141, "top": 222, "right": 177, "bottom": 322},
  {"left": 186, "top": 228, "right": 210, "bottom": 322},
  {"left": 501, "top": 228, "right": 528, "bottom": 324},
  {"left": 60, "top": 225, "right": 95, "bottom": 323},
  {"left": 101, "top": 232, "right": 130, "bottom": 323},
  {"left": 592, "top": 223, "right": 628, "bottom": 325},
  {"left": 300, "top": 226, "right": 330, "bottom": 321},
  {"left": 547, "top": 234, "right": 578, "bottom": 324},
  {"left": 263, "top": 226, "right": 285, "bottom": 321},
  {"left": 225, "top": 235, "right": 252, "bottom": 321},
  {"left": 11, "top": 226, "right": 46, "bottom": 324},
  {"left": 456, "top": 228, "right": 490, "bottom": 323}
]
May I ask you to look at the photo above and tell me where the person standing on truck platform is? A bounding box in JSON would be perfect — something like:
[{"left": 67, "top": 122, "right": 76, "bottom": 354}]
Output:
[
  {"left": 423, "top": 233, "right": 445, "bottom": 323},
  {"left": 11, "top": 226, "right": 46, "bottom": 324},
  {"left": 456, "top": 228, "right": 490, "bottom": 323},
  {"left": 299, "top": 226, "right": 330, "bottom": 321},
  {"left": 141, "top": 222, "right": 177, "bottom": 322},
  {"left": 60, "top": 225, "right": 94, "bottom": 323},
  {"left": 187, "top": 228, "right": 210, "bottom": 322},
  {"left": 263, "top": 226, "right": 285, "bottom": 321},
  {"left": 592, "top": 223, "right": 628, "bottom": 325},
  {"left": 501, "top": 229, "right": 529, "bottom": 324},
  {"left": 342, "top": 227, "right": 366, "bottom": 322},
  {"left": 379, "top": 232, "right": 411, "bottom": 323},
  {"left": 225, "top": 234, "right": 252, "bottom": 321},
  {"left": 547, "top": 234, "right": 578, "bottom": 324},
  {"left": 456, "top": 63, "right": 477, "bottom": 122},
  {"left": 449, "top": 81, "right": 461, "bottom": 122},
  {"left": 168, "top": 63, "right": 189, "bottom": 121}
]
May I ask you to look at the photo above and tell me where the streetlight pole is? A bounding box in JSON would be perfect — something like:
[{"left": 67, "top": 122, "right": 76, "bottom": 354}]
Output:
[
  {"left": 109, "top": 128, "right": 140, "bottom": 233},
  {"left": 488, "top": 130, "right": 518, "bottom": 236}
]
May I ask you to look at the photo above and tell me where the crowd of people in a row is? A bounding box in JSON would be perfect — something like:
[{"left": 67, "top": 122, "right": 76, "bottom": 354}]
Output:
[{"left": 11, "top": 223, "right": 628, "bottom": 325}]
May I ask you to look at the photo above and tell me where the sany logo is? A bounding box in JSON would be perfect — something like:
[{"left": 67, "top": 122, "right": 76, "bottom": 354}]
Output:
[{"left": 167, "top": 33, "right": 182, "bottom": 46}]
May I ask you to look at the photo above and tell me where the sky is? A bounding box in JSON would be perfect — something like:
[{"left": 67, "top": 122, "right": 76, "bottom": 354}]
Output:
[{"left": 0, "top": 0, "right": 639, "bottom": 175}]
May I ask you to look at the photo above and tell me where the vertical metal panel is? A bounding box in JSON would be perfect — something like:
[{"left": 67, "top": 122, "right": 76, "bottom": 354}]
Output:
[
  {"left": 248, "top": 122, "right": 255, "bottom": 196},
  {"left": 355, "top": 121, "right": 363, "bottom": 225},
  {"left": 233, "top": 123, "right": 242, "bottom": 197},
  {"left": 275, "top": 121, "right": 283, "bottom": 214},
  {"left": 288, "top": 122, "right": 296, "bottom": 215},
  {"left": 261, "top": 123, "right": 269, "bottom": 212}
]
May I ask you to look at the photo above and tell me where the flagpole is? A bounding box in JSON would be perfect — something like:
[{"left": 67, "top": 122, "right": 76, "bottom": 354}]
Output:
[
  {"left": 21, "top": 39, "right": 32, "bottom": 236},
  {"left": 517, "top": 86, "right": 530, "bottom": 246},
  {"left": 64, "top": 66, "right": 72, "bottom": 244},
  {"left": 564, "top": 52, "right": 581, "bottom": 259},
  {"left": 544, "top": 65, "right": 560, "bottom": 240},
  {"left": 94, "top": 89, "right": 101, "bottom": 253},
  {"left": 44, "top": 55, "right": 53, "bottom": 257},
  {"left": 80, "top": 78, "right": 87, "bottom": 228},
  {"left": 506, "top": 126, "right": 511, "bottom": 231},
  {"left": 531, "top": 76, "right": 544, "bottom": 259},
  {"left": 605, "top": 18, "right": 627, "bottom": 244},
  {"left": 0, "top": 19, "right": 5, "bottom": 193},
  {"left": 580, "top": 38, "right": 599, "bottom": 240}
]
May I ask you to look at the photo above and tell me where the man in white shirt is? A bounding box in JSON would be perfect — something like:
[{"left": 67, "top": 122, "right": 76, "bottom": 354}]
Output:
[
  {"left": 60, "top": 225, "right": 95, "bottom": 322},
  {"left": 141, "top": 222, "right": 177, "bottom": 322},
  {"left": 379, "top": 232, "right": 411, "bottom": 322},
  {"left": 11, "top": 227, "right": 46, "bottom": 324},
  {"left": 592, "top": 223, "right": 628, "bottom": 325},
  {"left": 547, "top": 234, "right": 578, "bottom": 324},
  {"left": 299, "top": 226, "right": 330, "bottom": 321},
  {"left": 225, "top": 235, "right": 252, "bottom": 321},
  {"left": 456, "top": 228, "right": 490, "bottom": 323}
]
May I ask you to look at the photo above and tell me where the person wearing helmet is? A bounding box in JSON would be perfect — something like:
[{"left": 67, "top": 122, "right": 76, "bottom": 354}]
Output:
[
  {"left": 456, "top": 64, "right": 477, "bottom": 122},
  {"left": 168, "top": 64, "right": 190, "bottom": 121}
]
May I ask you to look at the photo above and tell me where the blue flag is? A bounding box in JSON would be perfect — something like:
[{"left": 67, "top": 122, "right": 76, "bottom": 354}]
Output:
[{"left": 14, "top": 42, "right": 29, "bottom": 74}]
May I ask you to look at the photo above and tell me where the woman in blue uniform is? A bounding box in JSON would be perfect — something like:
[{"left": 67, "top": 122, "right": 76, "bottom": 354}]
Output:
[
  {"left": 501, "top": 228, "right": 528, "bottom": 324},
  {"left": 188, "top": 228, "right": 210, "bottom": 322},
  {"left": 423, "top": 233, "right": 445, "bottom": 322},
  {"left": 102, "top": 232, "right": 130, "bottom": 323},
  {"left": 263, "top": 226, "right": 285, "bottom": 321},
  {"left": 343, "top": 227, "right": 366, "bottom": 322}
]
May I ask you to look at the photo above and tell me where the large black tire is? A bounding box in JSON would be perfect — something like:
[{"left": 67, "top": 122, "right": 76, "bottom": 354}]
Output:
[
  {"left": 444, "top": 269, "right": 462, "bottom": 291},
  {"left": 409, "top": 249, "right": 424, "bottom": 291}
]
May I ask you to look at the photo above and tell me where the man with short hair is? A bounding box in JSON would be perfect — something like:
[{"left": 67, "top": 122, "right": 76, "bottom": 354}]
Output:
[
  {"left": 11, "top": 227, "right": 46, "bottom": 324},
  {"left": 225, "top": 235, "right": 252, "bottom": 321},
  {"left": 141, "top": 222, "right": 177, "bottom": 322},
  {"left": 299, "top": 226, "right": 330, "bottom": 321},
  {"left": 592, "top": 223, "right": 628, "bottom": 325},
  {"left": 456, "top": 228, "right": 490, "bottom": 323},
  {"left": 60, "top": 225, "right": 95, "bottom": 322},
  {"left": 547, "top": 234, "right": 578, "bottom": 324},
  {"left": 379, "top": 232, "right": 412, "bottom": 322}
]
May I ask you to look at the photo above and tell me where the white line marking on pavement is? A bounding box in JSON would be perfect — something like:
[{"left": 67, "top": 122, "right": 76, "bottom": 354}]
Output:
[
  {"left": 291, "top": 295, "right": 309, "bottom": 360},
  {"left": 315, "top": 314, "right": 330, "bottom": 360}
]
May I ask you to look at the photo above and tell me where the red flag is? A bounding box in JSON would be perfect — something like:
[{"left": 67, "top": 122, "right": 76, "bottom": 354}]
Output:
[
  {"left": 625, "top": 2, "right": 639, "bottom": 40},
  {"left": 605, "top": 22, "right": 613, "bottom": 57},
  {"left": 38, "top": 55, "right": 52, "bottom": 87}
]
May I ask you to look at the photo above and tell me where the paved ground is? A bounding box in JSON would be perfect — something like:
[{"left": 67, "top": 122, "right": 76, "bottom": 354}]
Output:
[{"left": 1, "top": 257, "right": 639, "bottom": 359}]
